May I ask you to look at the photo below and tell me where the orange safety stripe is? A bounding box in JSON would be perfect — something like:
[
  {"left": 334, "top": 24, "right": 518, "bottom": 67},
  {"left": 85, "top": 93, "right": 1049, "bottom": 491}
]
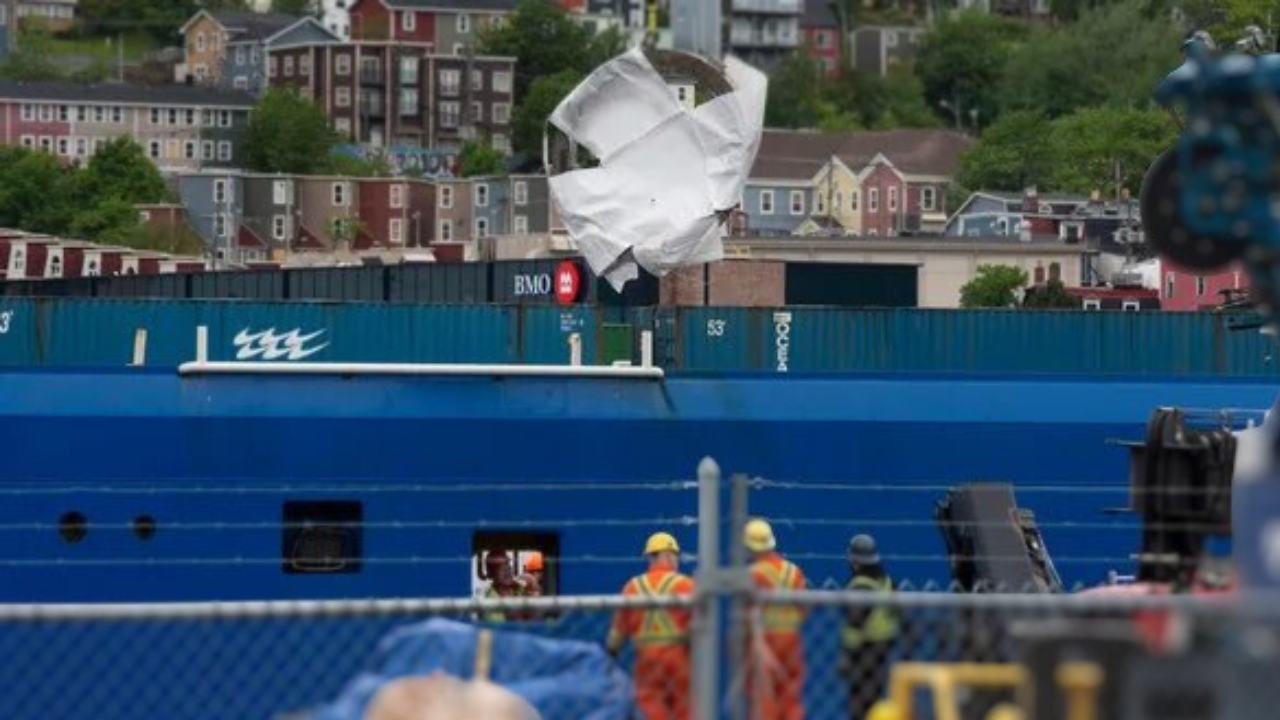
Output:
[
  {"left": 754, "top": 559, "right": 805, "bottom": 633},
  {"left": 631, "top": 571, "right": 691, "bottom": 646}
]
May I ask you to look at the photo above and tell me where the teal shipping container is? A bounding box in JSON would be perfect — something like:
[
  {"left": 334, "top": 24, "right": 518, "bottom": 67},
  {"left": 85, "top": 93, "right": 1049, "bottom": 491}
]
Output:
[{"left": 0, "top": 298, "right": 1276, "bottom": 376}]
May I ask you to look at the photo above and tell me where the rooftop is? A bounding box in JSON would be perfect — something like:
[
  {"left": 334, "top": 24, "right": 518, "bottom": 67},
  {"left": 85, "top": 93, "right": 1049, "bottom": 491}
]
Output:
[
  {"left": 750, "top": 128, "right": 973, "bottom": 180},
  {"left": 208, "top": 10, "right": 301, "bottom": 40},
  {"left": 379, "top": 0, "right": 518, "bottom": 10},
  {"left": 0, "top": 81, "right": 256, "bottom": 107}
]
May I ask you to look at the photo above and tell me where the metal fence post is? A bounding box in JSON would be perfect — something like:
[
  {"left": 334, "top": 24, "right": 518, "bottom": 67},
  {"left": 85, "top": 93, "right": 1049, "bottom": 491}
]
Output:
[
  {"left": 727, "top": 473, "right": 751, "bottom": 720},
  {"left": 694, "top": 456, "right": 722, "bottom": 720}
]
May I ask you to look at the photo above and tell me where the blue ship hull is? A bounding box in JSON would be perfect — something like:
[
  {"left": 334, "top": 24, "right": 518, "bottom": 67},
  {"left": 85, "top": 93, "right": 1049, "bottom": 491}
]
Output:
[
  {"left": 0, "top": 367, "right": 1273, "bottom": 720},
  {"left": 0, "top": 368, "right": 1274, "bottom": 601}
]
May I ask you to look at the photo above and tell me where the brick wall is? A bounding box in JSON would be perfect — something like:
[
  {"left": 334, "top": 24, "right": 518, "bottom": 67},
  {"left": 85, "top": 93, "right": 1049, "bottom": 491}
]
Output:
[{"left": 659, "top": 260, "right": 786, "bottom": 306}]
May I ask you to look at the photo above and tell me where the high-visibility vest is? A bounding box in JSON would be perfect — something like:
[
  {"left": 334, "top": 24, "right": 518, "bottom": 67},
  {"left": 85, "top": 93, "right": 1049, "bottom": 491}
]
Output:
[
  {"left": 841, "top": 574, "right": 899, "bottom": 648},
  {"left": 610, "top": 570, "right": 694, "bottom": 649},
  {"left": 752, "top": 556, "right": 807, "bottom": 634},
  {"left": 482, "top": 583, "right": 529, "bottom": 622}
]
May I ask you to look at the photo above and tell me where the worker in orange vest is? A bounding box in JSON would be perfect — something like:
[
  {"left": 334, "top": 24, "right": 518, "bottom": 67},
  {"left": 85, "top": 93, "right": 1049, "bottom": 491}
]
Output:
[
  {"left": 607, "top": 532, "right": 696, "bottom": 720},
  {"left": 744, "top": 518, "right": 808, "bottom": 720},
  {"left": 519, "top": 551, "right": 545, "bottom": 597}
]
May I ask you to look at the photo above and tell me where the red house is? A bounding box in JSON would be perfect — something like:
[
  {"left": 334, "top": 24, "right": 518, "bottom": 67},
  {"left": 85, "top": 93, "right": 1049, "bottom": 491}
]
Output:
[
  {"left": 801, "top": 1, "right": 842, "bottom": 78},
  {"left": 354, "top": 178, "right": 436, "bottom": 249},
  {"left": 1159, "top": 260, "right": 1249, "bottom": 312}
]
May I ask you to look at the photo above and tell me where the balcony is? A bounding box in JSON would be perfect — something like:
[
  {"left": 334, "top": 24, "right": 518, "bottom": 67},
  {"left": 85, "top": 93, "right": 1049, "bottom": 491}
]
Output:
[
  {"left": 360, "top": 67, "right": 384, "bottom": 85},
  {"left": 729, "top": 31, "right": 800, "bottom": 48},
  {"left": 730, "top": 0, "right": 801, "bottom": 15}
]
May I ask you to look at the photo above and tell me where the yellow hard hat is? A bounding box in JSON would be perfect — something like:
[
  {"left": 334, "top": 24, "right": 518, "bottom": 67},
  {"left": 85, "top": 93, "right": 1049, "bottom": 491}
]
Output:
[
  {"left": 865, "top": 700, "right": 901, "bottom": 720},
  {"left": 744, "top": 518, "right": 776, "bottom": 552},
  {"left": 644, "top": 532, "right": 680, "bottom": 556}
]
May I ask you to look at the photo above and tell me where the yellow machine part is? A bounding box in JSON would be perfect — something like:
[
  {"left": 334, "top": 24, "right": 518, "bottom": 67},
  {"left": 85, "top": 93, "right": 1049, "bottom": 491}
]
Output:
[{"left": 870, "top": 660, "right": 1104, "bottom": 720}]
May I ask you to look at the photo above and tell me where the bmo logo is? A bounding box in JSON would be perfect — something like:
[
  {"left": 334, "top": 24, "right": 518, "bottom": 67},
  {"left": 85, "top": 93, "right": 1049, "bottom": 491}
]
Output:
[
  {"left": 554, "top": 261, "right": 581, "bottom": 305},
  {"left": 511, "top": 261, "right": 583, "bottom": 305}
]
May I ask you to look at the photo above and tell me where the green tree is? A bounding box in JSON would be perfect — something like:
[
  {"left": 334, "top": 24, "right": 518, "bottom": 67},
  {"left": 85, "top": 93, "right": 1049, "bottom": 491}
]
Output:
[
  {"left": 1022, "top": 278, "right": 1082, "bottom": 309},
  {"left": 271, "top": 0, "right": 317, "bottom": 16},
  {"left": 512, "top": 69, "right": 583, "bottom": 157},
  {"left": 0, "top": 147, "right": 73, "bottom": 235},
  {"left": 1047, "top": 105, "right": 1176, "bottom": 195},
  {"left": 999, "top": 0, "right": 1180, "bottom": 118},
  {"left": 848, "top": 68, "right": 941, "bottom": 130},
  {"left": 959, "top": 264, "right": 1028, "bottom": 308},
  {"left": 478, "top": 0, "right": 623, "bottom": 101},
  {"left": 69, "top": 197, "right": 146, "bottom": 247},
  {"left": 328, "top": 216, "right": 366, "bottom": 249},
  {"left": 916, "top": 11, "right": 1024, "bottom": 130},
  {"left": 459, "top": 141, "right": 506, "bottom": 177},
  {"left": 0, "top": 24, "right": 63, "bottom": 81},
  {"left": 322, "top": 152, "right": 395, "bottom": 177},
  {"left": 242, "top": 88, "right": 338, "bottom": 174},
  {"left": 764, "top": 51, "right": 825, "bottom": 129},
  {"left": 72, "top": 137, "right": 170, "bottom": 205},
  {"left": 956, "top": 110, "right": 1054, "bottom": 192}
]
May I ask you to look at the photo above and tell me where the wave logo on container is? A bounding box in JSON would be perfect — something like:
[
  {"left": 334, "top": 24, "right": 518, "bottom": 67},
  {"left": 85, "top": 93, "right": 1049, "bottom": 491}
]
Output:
[
  {"left": 773, "top": 312, "right": 792, "bottom": 373},
  {"left": 233, "top": 327, "right": 329, "bottom": 361}
]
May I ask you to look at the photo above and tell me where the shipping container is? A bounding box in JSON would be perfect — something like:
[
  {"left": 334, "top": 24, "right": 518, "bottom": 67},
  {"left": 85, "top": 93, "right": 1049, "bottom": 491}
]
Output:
[
  {"left": 489, "top": 258, "right": 659, "bottom": 306},
  {"left": 387, "top": 263, "right": 489, "bottom": 304},
  {"left": 784, "top": 262, "right": 918, "bottom": 307},
  {"left": 190, "top": 270, "right": 285, "bottom": 301},
  {"left": 94, "top": 273, "right": 188, "bottom": 299},
  {"left": 287, "top": 266, "right": 387, "bottom": 302}
]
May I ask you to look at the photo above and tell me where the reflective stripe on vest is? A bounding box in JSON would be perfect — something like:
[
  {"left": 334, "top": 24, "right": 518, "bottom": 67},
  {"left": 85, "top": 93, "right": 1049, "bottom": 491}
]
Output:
[
  {"left": 842, "top": 575, "right": 898, "bottom": 647},
  {"left": 757, "top": 560, "right": 804, "bottom": 633},
  {"left": 633, "top": 572, "right": 689, "bottom": 646}
]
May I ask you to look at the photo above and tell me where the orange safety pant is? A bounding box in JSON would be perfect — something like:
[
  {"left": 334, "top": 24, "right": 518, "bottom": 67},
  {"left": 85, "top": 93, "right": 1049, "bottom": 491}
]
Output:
[
  {"left": 746, "top": 633, "right": 804, "bottom": 720},
  {"left": 634, "top": 644, "right": 691, "bottom": 720}
]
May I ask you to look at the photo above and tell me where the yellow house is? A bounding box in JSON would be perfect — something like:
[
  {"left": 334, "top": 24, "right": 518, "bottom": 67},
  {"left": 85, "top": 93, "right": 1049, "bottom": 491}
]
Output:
[{"left": 802, "top": 155, "right": 864, "bottom": 236}]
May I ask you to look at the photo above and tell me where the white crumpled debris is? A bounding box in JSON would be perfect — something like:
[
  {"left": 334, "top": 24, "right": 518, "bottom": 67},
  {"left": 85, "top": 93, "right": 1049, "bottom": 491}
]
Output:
[{"left": 547, "top": 48, "right": 768, "bottom": 290}]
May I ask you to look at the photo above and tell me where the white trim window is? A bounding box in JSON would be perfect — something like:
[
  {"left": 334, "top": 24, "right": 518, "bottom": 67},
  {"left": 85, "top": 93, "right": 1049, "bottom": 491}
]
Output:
[
  {"left": 235, "top": 46, "right": 245, "bottom": 64},
  {"left": 390, "top": 184, "right": 405, "bottom": 209},
  {"left": 19, "top": 135, "right": 34, "bottom": 148},
  {"left": 219, "top": 111, "right": 231, "bottom": 128},
  {"left": 202, "top": 140, "right": 215, "bottom": 161},
  {"left": 20, "top": 104, "right": 34, "bottom": 121},
  {"left": 514, "top": 180, "right": 528, "bottom": 206},
  {"left": 213, "top": 179, "right": 228, "bottom": 204},
  {"left": 400, "top": 56, "right": 419, "bottom": 84},
  {"left": 58, "top": 105, "right": 69, "bottom": 122},
  {"left": 390, "top": 218, "right": 404, "bottom": 244},
  {"left": 1122, "top": 300, "right": 1140, "bottom": 312},
  {"left": 474, "top": 183, "right": 489, "bottom": 207},
  {"left": 869, "top": 189, "right": 879, "bottom": 212},
  {"left": 269, "top": 56, "right": 279, "bottom": 77},
  {"left": 457, "top": 13, "right": 471, "bottom": 33},
  {"left": 492, "top": 103, "right": 510, "bottom": 124},
  {"left": 789, "top": 190, "right": 805, "bottom": 216},
  {"left": 1165, "top": 272, "right": 1175, "bottom": 299},
  {"left": 513, "top": 215, "right": 528, "bottom": 234},
  {"left": 75, "top": 137, "right": 88, "bottom": 157},
  {"left": 184, "top": 140, "right": 197, "bottom": 159},
  {"left": 1196, "top": 276, "right": 1206, "bottom": 297},
  {"left": 402, "top": 10, "right": 416, "bottom": 32},
  {"left": 1083, "top": 298, "right": 1101, "bottom": 311},
  {"left": 273, "top": 180, "right": 290, "bottom": 205},
  {"left": 760, "top": 190, "right": 774, "bottom": 214},
  {"left": 217, "top": 141, "right": 232, "bottom": 161},
  {"left": 148, "top": 140, "right": 162, "bottom": 159},
  {"left": 284, "top": 56, "right": 295, "bottom": 76},
  {"left": 213, "top": 213, "right": 227, "bottom": 239},
  {"left": 38, "top": 105, "right": 52, "bottom": 122},
  {"left": 335, "top": 53, "right": 352, "bottom": 76},
  {"left": 888, "top": 186, "right": 899, "bottom": 212},
  {"left": 493, "top": 71, "right": 512, "bottom": 93},
  {"left": 439, "top": 218, "right": 453, "bottom": 241},
  {"left": 273, "top": 215, "right": 288, "bottom": 240},
  {"left": 335, "top": 117, "right": 352, "bottom": 136},
  {"left": 112, "top": 107, "right": 123, "bottom": 124},
  {"left": 921, "top": 186, "right": 936, "bottom": 212},
  {"left": 439, "top": 186, "right": 454, "bottom": 209},
  {"left": 57, "top": 137, "right": 70, "bottom": 156},
  {"left": 474, "top": 216, "right": 489, "bottom": 238},
  {"left": 197, "top": 33, "right": 206, "bottom": 52},
  {"left": 332, "top": 182, "right": 349, "bottom": 206},
  {"left": 38, "top": 136, "right": 52, "bottom": 153},
  {"left": 439, "top": 69, "right": 460, "bottom": 96},
  {"left": 440, "top": 102, "right": 460, "bottom": 128},
  {"left": 335, "top": 87, "right": 352, "bottom": 107}
]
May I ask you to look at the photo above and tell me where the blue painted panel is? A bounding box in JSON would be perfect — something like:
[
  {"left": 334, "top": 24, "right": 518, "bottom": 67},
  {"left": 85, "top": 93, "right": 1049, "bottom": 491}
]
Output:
[
  {"left": 0, "top": 299, "right": 35, "bottom": 364},
  {"left": 679, "top": 307, "right": 766, "bottom": 372},
  {"left": 520, "top": 305, "right": 597, "bottom": 363}
]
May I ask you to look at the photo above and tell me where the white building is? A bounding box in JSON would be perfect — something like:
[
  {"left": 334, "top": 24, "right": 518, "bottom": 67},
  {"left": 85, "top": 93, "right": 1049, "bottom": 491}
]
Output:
[{"left": 254, "top": 0, "right": 350, "bottom": 39}]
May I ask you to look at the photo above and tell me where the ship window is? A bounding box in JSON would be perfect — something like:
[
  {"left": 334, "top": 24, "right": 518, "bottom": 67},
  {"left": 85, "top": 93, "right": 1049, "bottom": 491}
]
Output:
[
  {"left": 472, "top": 530, "right": 560, "bottom": 601},
  {"left": 58, "top": 511, "right": 88, "bottom": 544},
  {"left": 282, "top": 500, "right": 363, "bottom": 574},
  {"left": 132, "top": 515, "right": 157, "bottom": 541}
]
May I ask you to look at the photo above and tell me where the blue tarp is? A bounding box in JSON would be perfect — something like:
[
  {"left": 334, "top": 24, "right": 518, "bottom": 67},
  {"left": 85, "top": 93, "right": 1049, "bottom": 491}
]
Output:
[{"left": 311, "top": 619, "right": 636, "bottom": 720}]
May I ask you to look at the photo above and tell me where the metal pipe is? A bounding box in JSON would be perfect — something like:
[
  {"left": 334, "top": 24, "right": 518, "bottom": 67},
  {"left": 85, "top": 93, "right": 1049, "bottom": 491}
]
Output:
[
  {"left": 130, "top": 329, "right": 148, "bottom": 367},
  {"left": 178, "top": 361, "right": 665, "bottom": 379},
  {"left": 693, "top": 456, "right": 721, "bottom": 720},
  {"left": 640, "top": 330, "right": 654, "bottom": 367},
  {"left": 194, "top": 325, "right": 208, "bottom": 363}
]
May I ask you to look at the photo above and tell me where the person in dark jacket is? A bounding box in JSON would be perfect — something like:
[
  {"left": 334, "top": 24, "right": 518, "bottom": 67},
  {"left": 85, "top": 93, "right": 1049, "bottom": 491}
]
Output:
[{"left": 840, "top": 535, "right": 899, "bottom": 720}]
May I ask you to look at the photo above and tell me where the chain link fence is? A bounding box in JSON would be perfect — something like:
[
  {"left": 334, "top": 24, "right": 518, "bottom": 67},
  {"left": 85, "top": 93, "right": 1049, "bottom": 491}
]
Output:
[
  {"left": 6, "top": 590, "right": 1280, "bottom": 720},
  {"left": 736, "top": 589, "right": 1280, "bottom": 720},
  {"left": 0, "top": 595, "right": 677, "bottom": 720}
]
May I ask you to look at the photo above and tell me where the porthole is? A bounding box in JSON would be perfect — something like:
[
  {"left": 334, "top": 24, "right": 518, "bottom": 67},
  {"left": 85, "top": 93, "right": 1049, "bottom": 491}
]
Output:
[
  {"left": 58, "top": 512, "right": 88, "bottom": 544},
  {"left": 132, "top": 515, "right": 157, "bottom": 541}
]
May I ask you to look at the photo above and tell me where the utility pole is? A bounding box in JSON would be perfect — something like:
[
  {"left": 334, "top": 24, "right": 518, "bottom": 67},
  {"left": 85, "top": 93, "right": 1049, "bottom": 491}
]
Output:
[{"left": 117, "top": 31, "right": 124, "bottom": 83}]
